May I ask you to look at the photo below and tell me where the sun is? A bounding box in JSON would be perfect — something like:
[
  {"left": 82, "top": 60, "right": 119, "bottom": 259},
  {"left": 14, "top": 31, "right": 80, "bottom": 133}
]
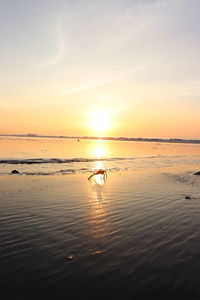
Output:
[{"left": 90, "top": 109, "right": 112, "bottom": 134}]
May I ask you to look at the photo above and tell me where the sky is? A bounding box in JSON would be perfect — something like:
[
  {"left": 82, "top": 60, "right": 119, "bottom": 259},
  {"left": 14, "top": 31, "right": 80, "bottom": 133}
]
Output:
[{"left": 0, "top": 0, "right": 200, "bottom": 138}]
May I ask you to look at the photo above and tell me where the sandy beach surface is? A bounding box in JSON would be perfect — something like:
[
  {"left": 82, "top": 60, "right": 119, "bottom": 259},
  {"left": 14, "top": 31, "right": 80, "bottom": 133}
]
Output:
[{"left": 1, "top": 138, "right": 200, "bottom": 299}]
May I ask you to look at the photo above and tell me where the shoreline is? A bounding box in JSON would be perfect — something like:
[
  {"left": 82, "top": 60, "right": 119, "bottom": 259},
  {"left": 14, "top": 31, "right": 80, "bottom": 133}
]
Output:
[{"left": 1, "top": 134, "right": 200, "bottom": 145}]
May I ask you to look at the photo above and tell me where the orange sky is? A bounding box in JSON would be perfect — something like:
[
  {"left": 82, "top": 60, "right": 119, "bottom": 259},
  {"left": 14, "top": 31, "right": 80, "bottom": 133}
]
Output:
[{"left": 1, "top": 0, "right": 200, "bottom": 139}]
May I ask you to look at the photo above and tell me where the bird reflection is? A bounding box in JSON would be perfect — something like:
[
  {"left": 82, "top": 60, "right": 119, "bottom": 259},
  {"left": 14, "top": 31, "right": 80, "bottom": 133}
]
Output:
[
  {"left": 89, "top": 160, "right": 106, "bottom": 197},
  {"left": 88, "top": 169, "right": 107, "bottom": 183},
  {"left": 87, "top": 160, "right": 110, "bottom": 253}
]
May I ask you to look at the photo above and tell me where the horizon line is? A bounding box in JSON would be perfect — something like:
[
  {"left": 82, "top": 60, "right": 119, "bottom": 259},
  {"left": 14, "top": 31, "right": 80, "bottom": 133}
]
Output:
[{"left": 1, "top": 133, "right": 200, "bottom": 145}]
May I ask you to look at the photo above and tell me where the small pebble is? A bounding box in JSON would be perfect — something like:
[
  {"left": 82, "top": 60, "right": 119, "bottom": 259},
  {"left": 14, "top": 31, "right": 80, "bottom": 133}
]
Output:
[{"left": 66, "top": 255, "right": 74, "bottom": 261}]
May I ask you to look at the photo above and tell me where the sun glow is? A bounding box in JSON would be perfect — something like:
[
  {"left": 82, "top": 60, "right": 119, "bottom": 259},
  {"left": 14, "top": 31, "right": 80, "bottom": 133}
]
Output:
[
  {"left": 90, "top": 110, "right": 112, "bottom": 134},
  {"left": 89, "top": 140, "right": 108, "bottom": 158}
]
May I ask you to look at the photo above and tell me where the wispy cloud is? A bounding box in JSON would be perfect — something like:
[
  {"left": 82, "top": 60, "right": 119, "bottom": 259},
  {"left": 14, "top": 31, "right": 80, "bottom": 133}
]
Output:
[
  {"left": 38, "top": 20, "right": 65, "bottom": 70},
  {"left": 60, "top": 62, "right": 153, "bottom": 96}
]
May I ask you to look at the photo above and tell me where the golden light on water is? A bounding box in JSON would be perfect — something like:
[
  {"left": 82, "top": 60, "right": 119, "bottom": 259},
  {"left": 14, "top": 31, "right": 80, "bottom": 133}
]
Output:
[
  {"left": 88, "top": 140, "right": 108, "bottom": 185},
  {"left": 89, "top": 140, "right": 108, "bottom": 159},
  {"left": 95, "top": 160, "right": 104, "bottom": 169},
  {"left": 87, "top": 159, "right": 109, "bottom": 246},
  {"left": 93, "top": 143, "right": 106, "bottom": 158}
]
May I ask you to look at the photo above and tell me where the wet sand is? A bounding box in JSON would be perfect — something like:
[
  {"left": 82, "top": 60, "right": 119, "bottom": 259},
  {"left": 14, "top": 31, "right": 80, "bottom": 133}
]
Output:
[{"left": 1, "top": 169, "right": 200, "bottom": 299}]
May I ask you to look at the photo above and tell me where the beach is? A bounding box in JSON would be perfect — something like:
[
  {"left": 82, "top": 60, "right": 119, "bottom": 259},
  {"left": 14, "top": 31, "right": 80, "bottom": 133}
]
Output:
[
  {"left": 1, "top": 0, "right": 200, "bottom": 298},
  {"left": 1, "top": 137, "right": 200, "bottom": 299}
]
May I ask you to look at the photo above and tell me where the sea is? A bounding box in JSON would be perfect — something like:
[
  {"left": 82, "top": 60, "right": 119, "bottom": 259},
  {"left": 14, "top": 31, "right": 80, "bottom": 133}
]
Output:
[
  {"left": 1, "top": 136, "right": 200, "bottom": 175},
  {"left": 1, "top": 136, "right": 200, "bottom": 299}
]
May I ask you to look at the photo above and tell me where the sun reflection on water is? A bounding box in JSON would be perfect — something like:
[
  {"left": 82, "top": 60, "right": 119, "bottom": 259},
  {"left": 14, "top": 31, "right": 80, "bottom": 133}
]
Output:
[
  {"left": 87, "top": 140, "right": 108, "bottom": 185},
  {"left": 87, "top": 160, "right": 110, "bottom": 251},
  {"left": 89, "top": 139, "right": 108, "bottom": 159},
  {"left": 88, "top": 185, "right": 108, "bottom": 250},
  {"left": 95, "top": 160, "right": 104, "bottom": 169}
]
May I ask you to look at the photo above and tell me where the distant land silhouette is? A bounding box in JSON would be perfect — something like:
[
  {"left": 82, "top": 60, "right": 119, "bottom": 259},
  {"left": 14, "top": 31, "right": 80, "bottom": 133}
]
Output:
[{"left": 1, "top": 134, "right": 200, "bottom": 145}]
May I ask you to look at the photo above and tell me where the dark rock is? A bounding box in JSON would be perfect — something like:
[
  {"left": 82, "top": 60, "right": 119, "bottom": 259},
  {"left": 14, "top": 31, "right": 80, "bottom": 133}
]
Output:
[
  {"left": 66, "top": 255, "right": 74, "bottom": 261},
  {"left": 185, "top": 196, "right": 191, "bottom": 199},
  {"left": 193, "top": 171, "right": 200, "bottom": 175},
  {"left": 11, "top": 170, "right": 19, "bottom": 174}
]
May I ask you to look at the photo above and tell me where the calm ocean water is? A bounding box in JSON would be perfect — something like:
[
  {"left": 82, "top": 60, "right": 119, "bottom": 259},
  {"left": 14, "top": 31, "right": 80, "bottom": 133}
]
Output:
[
  {"left": 1, "top": 137, "right": 200, "bottom": 299},
  {"left": 1, "top": 136, "right": 200, "bottom": 175}
]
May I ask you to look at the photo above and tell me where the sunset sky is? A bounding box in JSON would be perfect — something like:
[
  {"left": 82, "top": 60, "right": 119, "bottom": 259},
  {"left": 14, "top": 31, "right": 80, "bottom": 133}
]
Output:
[{"left": 0, "top": 0, "right": 200, "bottom": 138}]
